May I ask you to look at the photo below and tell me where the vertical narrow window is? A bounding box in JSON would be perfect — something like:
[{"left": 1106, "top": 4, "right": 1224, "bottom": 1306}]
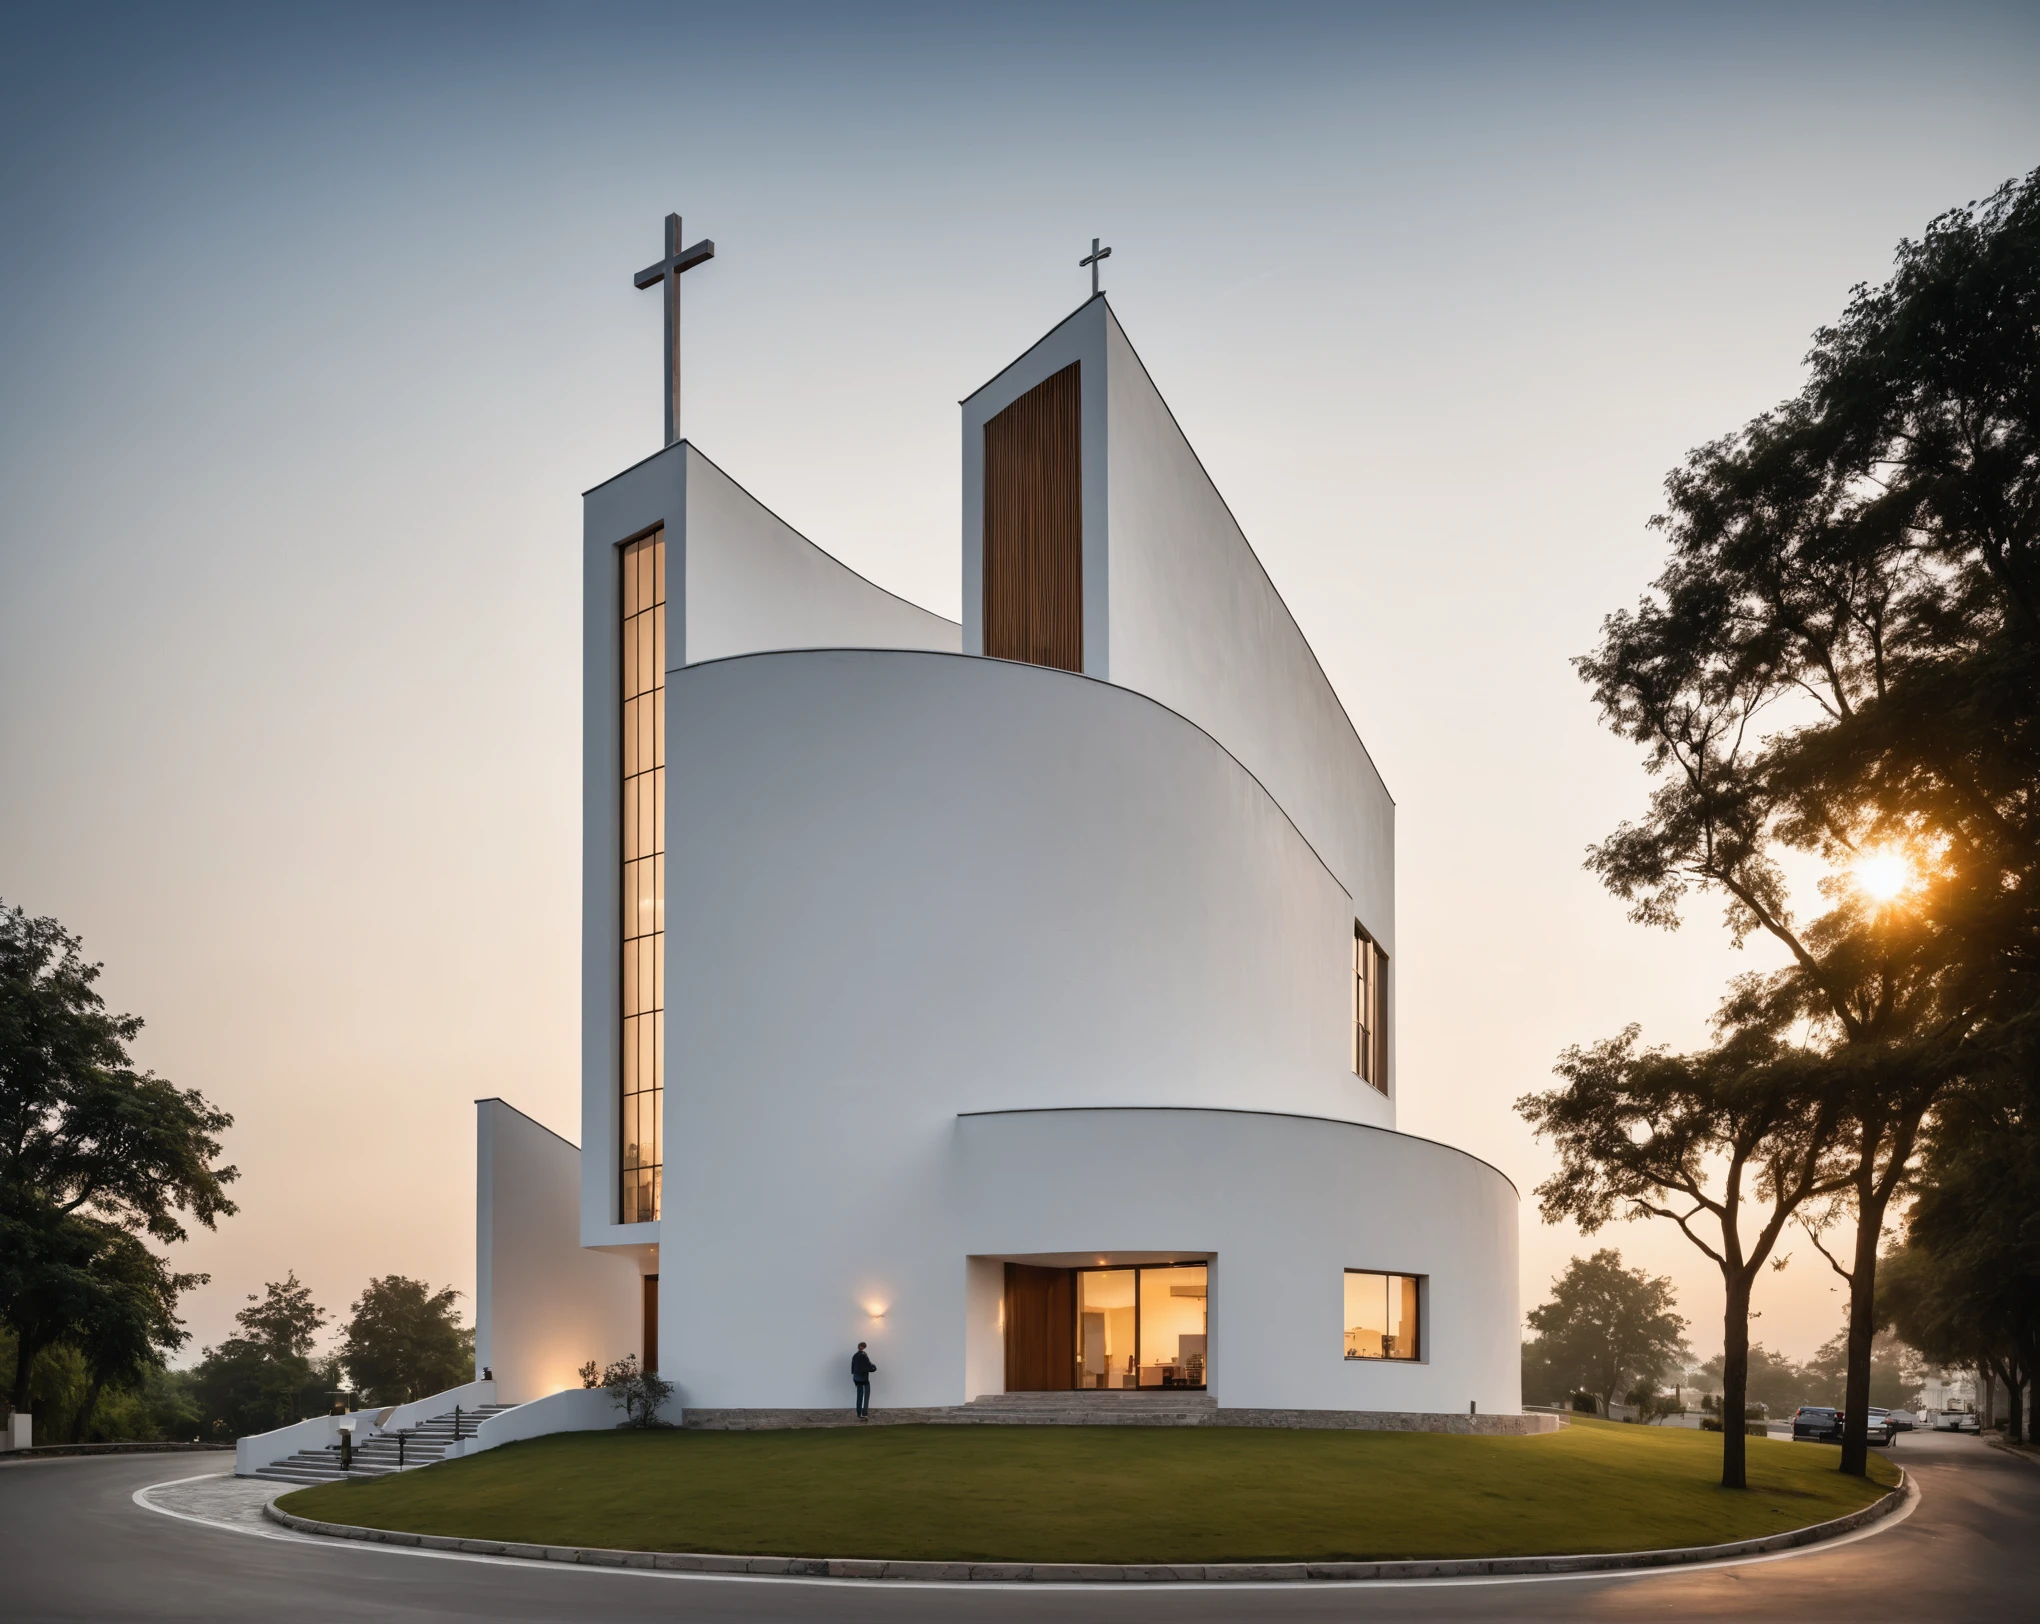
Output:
[
  {"left": 1353, "top": 923, "right": 1388, "bottom": 1093},
  {"left": 620, "top": 529, "right": 665, "bottom": 1223},
  {"left": 983, "top": 361, "right": 1083, "bottom": 671}
]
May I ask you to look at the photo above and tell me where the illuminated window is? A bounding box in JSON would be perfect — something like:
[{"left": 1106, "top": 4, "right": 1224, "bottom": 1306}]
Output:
[
  {"left": 1074, "top": 1263, "right": 1208, "bottom": 1389},
  {"left": 1344, "top": 1270, "right": 1421, "bottom": 1361},
  {"left": 1353, "top": 923, "right": 1387, "bottom": 1092},
  {"left": 620, "top": 530, "right": 665, "bottom": 1224}
]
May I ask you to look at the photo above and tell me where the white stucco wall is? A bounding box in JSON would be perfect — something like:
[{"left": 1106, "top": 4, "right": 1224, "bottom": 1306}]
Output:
[
  {"left": 655, "top": 648, "right": 1453, "bottom": 1411},
  {"left": 476, "top": 1099, "right": 642, "bottom": 1403},
  {"left": 580, "top": 443, "right": 960, "bottom": 1250},
  {"left": 957, "top": 1108, "right": 1521, "bottom": 1415},
  {"left": 959, "top": 300, "right": 1396, "bottom": 1094},
  {"left": 1101, "top": 306, "right": 1394, "bottom": 957}
]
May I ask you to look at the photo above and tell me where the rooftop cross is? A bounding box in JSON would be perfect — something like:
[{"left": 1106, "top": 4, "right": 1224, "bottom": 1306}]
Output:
[
  {"left": 1080, "top": 236, "right": 1111, "bottom": 298},
  {"left": 634, "top": 213, "right": 715, "bottom": 447}
]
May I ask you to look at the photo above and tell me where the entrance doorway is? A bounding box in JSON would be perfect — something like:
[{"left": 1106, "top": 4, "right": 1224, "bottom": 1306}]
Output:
[
  {"left": 1003, "top": 1263, "right": 1075, "bottom": 1390},
  {"left": 1002, "top": 1260, "right": 1209, "bottom": 1392}
]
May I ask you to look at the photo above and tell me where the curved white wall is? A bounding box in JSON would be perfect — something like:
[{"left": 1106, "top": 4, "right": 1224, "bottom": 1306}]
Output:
[
  {"left": 956, "top": 1108, "right": 1521, "bottom": 1416},
  {"left": 959, "top": 300, "right": 1395, "bottom": 1087},
  {"left": 655, "top": 648, "right": 1451, "bottom": 1411},
  {"left": 581, "top": 442, "right": 960, "bottom": 1250}
]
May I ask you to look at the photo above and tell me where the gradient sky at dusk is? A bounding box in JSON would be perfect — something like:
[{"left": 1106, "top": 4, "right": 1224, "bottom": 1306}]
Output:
[{"left": 5, "top": 2, "right": 2038, "bottom": 1366}]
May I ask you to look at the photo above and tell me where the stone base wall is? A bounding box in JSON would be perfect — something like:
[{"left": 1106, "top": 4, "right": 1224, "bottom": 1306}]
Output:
[
  {"left": 1212, "top": 1408, "right": 1561, "bottom": 1436},
  {"left": 681, "top": 1406, "right": 1562, "bottom": 1435}
]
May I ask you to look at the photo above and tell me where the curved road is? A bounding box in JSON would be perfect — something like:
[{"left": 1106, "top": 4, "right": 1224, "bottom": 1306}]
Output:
[{"left": 2, "top": 1428, "right": 2031, "bottom": 1622}]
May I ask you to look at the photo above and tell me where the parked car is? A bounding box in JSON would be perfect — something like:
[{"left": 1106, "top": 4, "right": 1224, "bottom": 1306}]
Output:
[
  {"left": 1932, "top": 1410, "right": 1981, "bottom": 1431},
  {"left": 1860, "top": 1407, "right": 1899, "bottom": 1446},
  {"left": 1793, "top": 1406, "right": 1841, "bottom": 1442},
  {"left": 1886, "top": 1409, "right": 1916, "bottom": 1432}
]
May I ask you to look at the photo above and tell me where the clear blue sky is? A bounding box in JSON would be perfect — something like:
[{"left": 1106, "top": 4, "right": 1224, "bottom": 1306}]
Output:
[{"left": 4, "top": 1, "right": 2037, "bottom": 1364}]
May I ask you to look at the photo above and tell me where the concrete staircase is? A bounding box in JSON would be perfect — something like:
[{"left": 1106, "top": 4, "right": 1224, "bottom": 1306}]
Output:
[
  {"left": 252, "top": 1404, "right": 518, "bottom": 1485},
  {"left": 958, "top": 1390, "right": 1216, "bottom": 1425}
]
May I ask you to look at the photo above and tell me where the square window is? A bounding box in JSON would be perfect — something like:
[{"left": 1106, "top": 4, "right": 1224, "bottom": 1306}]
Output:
[{"left": 1344, "top": 1270, "right": 1421, "bottom": 1361}]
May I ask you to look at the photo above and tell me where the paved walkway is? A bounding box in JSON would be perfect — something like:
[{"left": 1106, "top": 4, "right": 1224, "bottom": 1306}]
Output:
[{"left": 2, "top": 1428, "right": 2031, "bottom": 1620}]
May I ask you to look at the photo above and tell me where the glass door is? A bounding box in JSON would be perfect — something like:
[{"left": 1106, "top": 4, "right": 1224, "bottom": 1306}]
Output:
[{"left": 1073, "top": 1263, "right": 1208, "bottom": 1390}]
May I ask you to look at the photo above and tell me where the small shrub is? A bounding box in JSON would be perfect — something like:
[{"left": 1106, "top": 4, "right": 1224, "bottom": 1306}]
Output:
[{"left": 599, "top": 1355, "right": 674, "bottom": 1428}]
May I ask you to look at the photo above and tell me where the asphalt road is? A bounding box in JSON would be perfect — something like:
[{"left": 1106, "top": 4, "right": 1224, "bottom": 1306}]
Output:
[{"left": 2, "top": 1428, "right": 2032, "bottom": 1623}]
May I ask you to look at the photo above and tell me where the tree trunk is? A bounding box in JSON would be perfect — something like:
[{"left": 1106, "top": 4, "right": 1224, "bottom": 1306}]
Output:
[
  {"left": 71, "top": 1374, "right": 106, "bottom": 1445},
  {"left": 8, "top": 1335, "right": 43, "bottom": 1419},
  {"left": 1837, "top": 1199, "right": 1883, "bottom": 1478},
  {"left": 1720, "top": 1274, "right": 1753, "bottom": 1489}
]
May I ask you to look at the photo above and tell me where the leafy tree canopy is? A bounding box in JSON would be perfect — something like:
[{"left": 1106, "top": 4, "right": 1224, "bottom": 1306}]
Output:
[
  {"left": 1523, "top": 1250, "right": 1689, "bottom": 1419},
  {"left": 339, "top": 1276, "right": 472, "bottom": 1406},
  {"left": 1573, "top": 167, "right": 2040, "bottom": 1473},
  {"left": 1, "top": 904, "right": 235, "bottom": 1416},
  {"left": 234, "top": 1272, "right": 328, "bottom": 1360}
]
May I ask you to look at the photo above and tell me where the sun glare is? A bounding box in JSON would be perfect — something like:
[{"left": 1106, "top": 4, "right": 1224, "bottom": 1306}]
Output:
[{"left": 1852, "top": 850, "right": 1912, "bottom": 902}]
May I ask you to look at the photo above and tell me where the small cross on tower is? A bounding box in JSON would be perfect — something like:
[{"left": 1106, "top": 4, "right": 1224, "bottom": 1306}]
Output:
[
  {"left": 1080, "top": 236, "right": 1112, "bottom": 298},
  {"left": 635, "top": 213, "right": 715, "bottom": 447}
]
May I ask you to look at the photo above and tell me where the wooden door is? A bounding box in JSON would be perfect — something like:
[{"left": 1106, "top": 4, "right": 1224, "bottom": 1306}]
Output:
[
  {"left": 983, "top": 362, "right": 1083, "bottom": 672},
  {"left": 643, "top": 1274, "right": 659, "bottom": 1373},
  {"left": 1004, "top": 1263, "right": 1075, "bottom": 1391}
]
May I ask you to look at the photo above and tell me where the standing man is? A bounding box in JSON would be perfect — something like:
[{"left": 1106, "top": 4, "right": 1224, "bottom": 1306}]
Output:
[{"left": 851, "top": 1342, "right": 877, "bottom": 1421}]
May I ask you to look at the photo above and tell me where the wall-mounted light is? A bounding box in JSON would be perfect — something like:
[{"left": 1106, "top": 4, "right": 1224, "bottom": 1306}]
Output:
[{"left": 865, "top": 1302, "right": 888, "bottom": 1320}]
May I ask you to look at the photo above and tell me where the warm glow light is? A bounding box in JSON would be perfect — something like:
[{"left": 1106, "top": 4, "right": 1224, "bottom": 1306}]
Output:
[
  {"left": 1853, "top": 850, "right": 1913, "bottom": 902},
  {"left": 865, "top": 1302, "right": 888, "bottom": 1319}
]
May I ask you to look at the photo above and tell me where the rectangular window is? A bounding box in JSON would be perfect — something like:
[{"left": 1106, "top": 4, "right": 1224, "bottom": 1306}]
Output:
[
  {"left": 1353, "top": 923, "right": 1387, "bottom": 1092},
  {"left": 1344, "top": 1270, "right": 1421, "bottom": 1361},
  {"left": 620, "top": 529, "right": 665, "bottom": 1224}
]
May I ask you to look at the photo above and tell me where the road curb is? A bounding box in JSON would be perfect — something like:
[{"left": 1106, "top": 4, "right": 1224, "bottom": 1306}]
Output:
[{"left": 261, "top": 1469, "right": 1910, "bottom": 1583}]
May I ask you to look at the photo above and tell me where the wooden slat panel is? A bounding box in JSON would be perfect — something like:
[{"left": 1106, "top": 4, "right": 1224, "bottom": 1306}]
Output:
[
  {"left": 1003, "top": 1263, "right": 1076, "bottom": 1391},
  {"left": 983, "top": 362, "right": 1083, "bottom": 671}
]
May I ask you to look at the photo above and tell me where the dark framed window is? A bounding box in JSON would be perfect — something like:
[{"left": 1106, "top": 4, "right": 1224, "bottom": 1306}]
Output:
[
  {"left": 1354, "top": 923, "right": 1388, "bottom": 1092},
  {"left": 1344, "top": 1270, "right": 1421, "bottom": 1361}
]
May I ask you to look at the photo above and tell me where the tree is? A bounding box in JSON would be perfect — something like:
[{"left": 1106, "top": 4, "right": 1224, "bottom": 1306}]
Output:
[
  {"left": 1881, "top": 1075, "right": 2040, "bottom": 1441},
  {"left": 1518, "top": 1016, "right": 1843, "bottom": 1485},
  {"left": 190, "top": 1273, "right": 334, "bottom": 1439},
  {"left": 1802, "top": 1326, "right": 1923, "bottom": 1413},
  {"left": 64, "top": 1227, "right": 197, "bottom": 1441},
  {"left": 0, "top": 904, "right": 236, "bottom": 1418},
  {"left": 339, "top": 1276, "right": 472, "bottom": 1405},
  {"left": 1523, "top": 1251, "right": 1689, "bottom": 1420},
  {"left": 1574, "top": 171, "right": 2040, "bottom": 1476},
  {"left": 1700, "top": 1343, "right": 1809, "bottom": 1419},
  {"left": 234, "top": 1271, "right": 327, "bottom": 1359},
  {"left": 1521, "top": 1336, "right": 1564, "bottom": 1407}
]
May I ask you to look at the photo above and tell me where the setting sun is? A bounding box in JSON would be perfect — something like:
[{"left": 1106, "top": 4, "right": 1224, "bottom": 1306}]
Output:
[{"left": 1852, "top": 850, "right": 1913, "bottom": 902}]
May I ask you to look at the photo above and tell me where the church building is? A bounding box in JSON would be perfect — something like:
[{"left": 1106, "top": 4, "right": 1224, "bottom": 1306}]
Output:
[{"left": 472, "top": 223, "right": 1528, "bottom": 1428}]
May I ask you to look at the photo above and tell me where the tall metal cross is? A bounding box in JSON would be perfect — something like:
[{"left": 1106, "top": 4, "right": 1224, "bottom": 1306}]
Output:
[
  {"left": 1080, "top": 236, "right": 1111, "bottom": 298},
  {"left": 634, "top": 213, "right": 715, "bottom": 446}
]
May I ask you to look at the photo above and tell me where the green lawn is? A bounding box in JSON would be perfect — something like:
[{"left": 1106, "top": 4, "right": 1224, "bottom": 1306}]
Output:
[{"left": 275, "top": 1417, "right": 1899, "bottom": 1565}]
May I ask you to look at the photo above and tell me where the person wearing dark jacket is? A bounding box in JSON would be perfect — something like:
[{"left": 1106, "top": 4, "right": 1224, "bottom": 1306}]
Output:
[{"left": 851, "top": 1343, "right": 877, "bottom": 1420}]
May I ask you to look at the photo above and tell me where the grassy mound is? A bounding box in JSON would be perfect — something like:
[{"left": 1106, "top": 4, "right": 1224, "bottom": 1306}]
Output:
[{"left": 275, "top": 1416, "right": 1899, "bottom": 1565}]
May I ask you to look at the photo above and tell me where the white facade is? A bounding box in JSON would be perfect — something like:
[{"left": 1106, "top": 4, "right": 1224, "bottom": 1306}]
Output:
[{"left": 477, "top": 296, "right": 1524, "bottom": 1422}]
